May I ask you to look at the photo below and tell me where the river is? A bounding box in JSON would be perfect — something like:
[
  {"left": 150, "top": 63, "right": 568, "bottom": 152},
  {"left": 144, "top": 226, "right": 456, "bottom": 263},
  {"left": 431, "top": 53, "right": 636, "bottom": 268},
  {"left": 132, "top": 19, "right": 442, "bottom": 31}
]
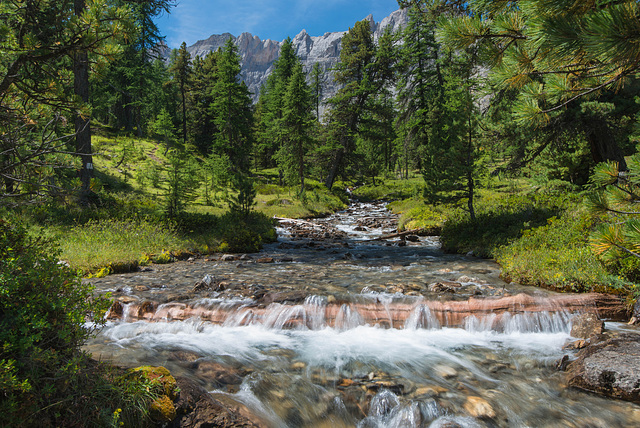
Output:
[{"left": 85, "top": 202, "right": 640, "bottom": 427}]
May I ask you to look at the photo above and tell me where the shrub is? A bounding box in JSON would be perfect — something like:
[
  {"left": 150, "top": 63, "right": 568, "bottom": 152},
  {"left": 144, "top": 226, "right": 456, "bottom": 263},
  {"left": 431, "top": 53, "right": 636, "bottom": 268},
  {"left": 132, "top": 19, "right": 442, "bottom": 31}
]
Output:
[{"left": 0, "top": 220, "right": 108, "bottom": 424}]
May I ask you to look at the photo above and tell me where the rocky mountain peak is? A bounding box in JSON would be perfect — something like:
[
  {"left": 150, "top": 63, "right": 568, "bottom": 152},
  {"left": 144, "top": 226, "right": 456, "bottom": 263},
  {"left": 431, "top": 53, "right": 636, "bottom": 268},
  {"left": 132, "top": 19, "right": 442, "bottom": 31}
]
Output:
[{"left": 183, "top": 8, "right": 409, "bottom": 109}]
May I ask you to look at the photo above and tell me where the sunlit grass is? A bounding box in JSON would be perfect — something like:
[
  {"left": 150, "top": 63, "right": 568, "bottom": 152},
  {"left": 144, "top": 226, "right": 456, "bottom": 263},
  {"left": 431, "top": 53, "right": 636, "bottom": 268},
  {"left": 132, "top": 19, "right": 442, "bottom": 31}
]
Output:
[{"left": 55, "top": 219, "right": 189, "bottom": 273}]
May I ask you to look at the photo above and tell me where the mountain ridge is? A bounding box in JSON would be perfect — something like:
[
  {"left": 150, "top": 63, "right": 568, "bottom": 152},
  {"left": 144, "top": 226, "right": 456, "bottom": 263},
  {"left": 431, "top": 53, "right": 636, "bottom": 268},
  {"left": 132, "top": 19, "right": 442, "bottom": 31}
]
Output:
[{"left": 179, "top": 8, "right": 409, "bottom": 108}]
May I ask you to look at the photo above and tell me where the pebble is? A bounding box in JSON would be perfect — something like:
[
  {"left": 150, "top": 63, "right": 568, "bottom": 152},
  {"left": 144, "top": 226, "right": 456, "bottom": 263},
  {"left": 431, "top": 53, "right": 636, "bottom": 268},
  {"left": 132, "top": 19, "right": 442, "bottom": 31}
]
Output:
[{"left": 463, "top": 396, "right": 496, "bottom": 419}]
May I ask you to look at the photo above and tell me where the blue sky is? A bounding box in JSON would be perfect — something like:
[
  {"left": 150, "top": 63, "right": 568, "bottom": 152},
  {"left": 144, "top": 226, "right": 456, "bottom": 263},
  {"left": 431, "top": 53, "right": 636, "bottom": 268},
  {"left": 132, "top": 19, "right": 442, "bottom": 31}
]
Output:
[{"left": 156, "top": 0, "right": 401, "bottom": 48}]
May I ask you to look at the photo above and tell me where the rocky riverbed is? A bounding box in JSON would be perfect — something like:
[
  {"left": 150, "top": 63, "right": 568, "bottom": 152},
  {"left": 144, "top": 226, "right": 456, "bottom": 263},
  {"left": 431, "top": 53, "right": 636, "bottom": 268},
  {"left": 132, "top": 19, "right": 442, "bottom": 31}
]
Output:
[{"left": 85, "top": 201, "right": 640, "bottom": 427}]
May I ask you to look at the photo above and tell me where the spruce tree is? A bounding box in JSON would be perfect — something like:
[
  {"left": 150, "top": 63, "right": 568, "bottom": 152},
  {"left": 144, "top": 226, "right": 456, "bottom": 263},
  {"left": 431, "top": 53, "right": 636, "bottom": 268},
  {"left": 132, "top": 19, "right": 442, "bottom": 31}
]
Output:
[
  {"left": 189, "top": 52, "right": 219, "bottom": 154},
  {"left": 256, "top": 38, "right": 298, "bottom": 172}
]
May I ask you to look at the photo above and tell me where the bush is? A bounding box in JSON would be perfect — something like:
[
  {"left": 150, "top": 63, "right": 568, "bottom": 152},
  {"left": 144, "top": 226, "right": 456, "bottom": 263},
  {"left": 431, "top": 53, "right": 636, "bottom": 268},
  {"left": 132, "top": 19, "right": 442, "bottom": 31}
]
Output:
[
  {"left": 0, "top": 221, "right": 104, "bottom": 424},
  {"left": 0, "top": 220, "right": 169, "bottom": 426},
  {"left": 218, "top": 212, "right": 277, "bottom": 253}
]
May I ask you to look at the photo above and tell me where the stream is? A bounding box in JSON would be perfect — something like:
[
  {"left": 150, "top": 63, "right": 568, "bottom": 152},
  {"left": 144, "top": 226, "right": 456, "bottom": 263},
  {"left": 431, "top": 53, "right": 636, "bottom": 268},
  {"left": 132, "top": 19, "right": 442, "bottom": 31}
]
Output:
[{"left": 85, "top": 202, "right": 640, "bottom": 427}]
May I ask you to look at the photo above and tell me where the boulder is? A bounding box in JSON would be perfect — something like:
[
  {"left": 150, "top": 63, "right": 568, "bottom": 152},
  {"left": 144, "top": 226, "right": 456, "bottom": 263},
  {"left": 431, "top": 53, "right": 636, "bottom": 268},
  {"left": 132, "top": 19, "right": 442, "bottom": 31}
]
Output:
[
  {"left": 170, "top": 376, "right": 268, "bottom": 428},
  {"left": 566, "top": 333, "right": 640, "bottom": 404},
  {"left": 570, "top": 312, "right": 604, "bottom": 339}
]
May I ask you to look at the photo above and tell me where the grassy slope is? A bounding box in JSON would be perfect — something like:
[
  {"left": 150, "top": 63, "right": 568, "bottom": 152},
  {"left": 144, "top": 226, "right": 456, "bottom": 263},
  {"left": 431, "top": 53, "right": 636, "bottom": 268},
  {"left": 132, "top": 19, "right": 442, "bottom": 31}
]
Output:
[{"left": 16, "top": 132, "right": 345, "bottom": 274}]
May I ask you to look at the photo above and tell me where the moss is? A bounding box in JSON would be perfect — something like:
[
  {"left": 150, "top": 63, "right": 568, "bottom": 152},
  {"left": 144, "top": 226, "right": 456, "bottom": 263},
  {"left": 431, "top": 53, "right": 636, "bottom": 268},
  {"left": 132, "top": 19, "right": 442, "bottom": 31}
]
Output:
[
  {"left": 149, "top": 394, "right": 177, "bottom": 423},
  {"left": 129, "top": 366, "right": 179, "bottom": 400}
]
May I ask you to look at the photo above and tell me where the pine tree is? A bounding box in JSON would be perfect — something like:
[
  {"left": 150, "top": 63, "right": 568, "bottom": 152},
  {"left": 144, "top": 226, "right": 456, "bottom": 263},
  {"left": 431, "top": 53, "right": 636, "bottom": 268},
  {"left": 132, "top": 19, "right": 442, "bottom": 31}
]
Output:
[{"left": 435, "top": 0, "right": 640, "bottom": 169}]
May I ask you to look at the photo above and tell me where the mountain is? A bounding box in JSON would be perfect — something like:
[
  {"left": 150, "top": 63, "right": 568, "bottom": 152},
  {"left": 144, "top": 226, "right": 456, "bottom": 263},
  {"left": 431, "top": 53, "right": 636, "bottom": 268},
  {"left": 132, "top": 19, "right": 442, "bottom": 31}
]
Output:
[{"left": 182, "top": 8, "right": 409, "bottom": 109}]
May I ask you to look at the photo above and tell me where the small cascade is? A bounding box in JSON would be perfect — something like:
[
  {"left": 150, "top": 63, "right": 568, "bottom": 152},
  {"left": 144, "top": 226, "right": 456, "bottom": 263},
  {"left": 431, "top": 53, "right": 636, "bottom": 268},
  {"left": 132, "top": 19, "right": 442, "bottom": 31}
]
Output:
[
  {"left": 334, "top": 304, "right": 365, "bottom": 330},
  {"left": 405, "top": 304, "right": 440, "bottom": 330}
]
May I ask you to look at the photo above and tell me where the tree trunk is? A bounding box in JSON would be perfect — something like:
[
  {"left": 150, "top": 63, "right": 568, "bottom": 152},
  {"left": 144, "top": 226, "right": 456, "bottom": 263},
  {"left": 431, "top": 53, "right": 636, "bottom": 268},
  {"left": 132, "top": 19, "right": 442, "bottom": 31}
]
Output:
[
  {"left": 74, "top": 0, "right": 92, "bottom": 205},
  {"left": 324, "top": 148, "right": 344, "bottom": 190},
  {"left": 586, "top": 119, "right": 627, "bottom": 171}
]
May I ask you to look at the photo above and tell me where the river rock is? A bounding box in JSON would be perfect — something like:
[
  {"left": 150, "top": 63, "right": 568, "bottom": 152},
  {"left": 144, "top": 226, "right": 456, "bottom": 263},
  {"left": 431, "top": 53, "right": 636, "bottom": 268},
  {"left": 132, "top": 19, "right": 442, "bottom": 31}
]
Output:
[
  {"left": 428, "top": 281, "right": 460, "bottom": 293},
  {"left": 260, "top": 290, "right": 308, "bottom": 305},
  {"left": 570, "top": 313, "right": 604, "bottom": 339},
  {"left": 196, "top": 361, "right": 244, "bottom": 386},
  {"left": 566, "top": 333, "right": 640, "bottom": 403},
  {"left": 463, "top": 396, "right": 496, "bottom": 419},
  {"left": 170, "top": 376, "right": 267, "bottom": 428},
  {"left": 630, "top": 299, "right": 640, "bottom": 325}
]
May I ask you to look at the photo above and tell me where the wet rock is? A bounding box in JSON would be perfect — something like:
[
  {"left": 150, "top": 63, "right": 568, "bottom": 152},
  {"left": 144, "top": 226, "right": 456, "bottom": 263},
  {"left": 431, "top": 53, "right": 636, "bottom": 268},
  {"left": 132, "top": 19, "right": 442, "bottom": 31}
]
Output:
[
  {"left": 118, "top": 295, "right": 138, "bottom": 304},
  {"left": 108, "top": 301, "right": 123, "bottom": 319},
  {"left": 434, "top": 365, "right": 458, "bottom": 379},
  {"left": 630, "top": 299, "right": 640, "bottom": 325},
  {"left": 196, "top": 361, "right": 244, "bottom": 386},
  {"left": 261, "top": 290, "right": 308, "bottom": 304},
  {"left": 291, "top": 361, "right": 306, "bottom": 370},
  {"left": 566, "top": 333, "right": 640, "bottom": 404},
  {"left": 170, "top": 376, "right": 267, "bottom": 428},
  {"left": 193, "top": 274, "right": 226, "bottom": 292},
  {"left": 556, "top": 354, "right": 570, "bottom": 371},
  {"left": 169, "top": 351, "right": 201, "bottom": 363},
  {"left": 463, "top": 396, "right": 496, "bottom": 419},
  {"left": 257, "top": 257, "right": 274, "bottom": 263},
  {"left": 406, "top": 235, "right": 419, "bottom": 242},
  {"left": 135, "top": 285, "right": 149, "bottom": 292},
  {"left": 563, "top": 339, "right": 589, "bottom": 350},
  {"left": 220, "top": 254, "right": 239, "bottom": 261},
  {"left": 414, "top": 386, "right": 448, "bottom": 397},
  {"left": 137, "top": 300, "right": 155, "bottom": 317},
  {"left": 428, "top": 281, "right": 460, "bottom": 293},
  {"left": 571, "top": 313, "right": 604, "bottom": 339}
]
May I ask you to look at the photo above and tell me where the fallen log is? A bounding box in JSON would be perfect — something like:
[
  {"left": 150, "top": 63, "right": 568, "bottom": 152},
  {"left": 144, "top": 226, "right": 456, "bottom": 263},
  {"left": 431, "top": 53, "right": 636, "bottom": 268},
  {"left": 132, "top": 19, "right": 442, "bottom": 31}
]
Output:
[{"left": 365, "top": 229, "right": 423, "bottom": 241}]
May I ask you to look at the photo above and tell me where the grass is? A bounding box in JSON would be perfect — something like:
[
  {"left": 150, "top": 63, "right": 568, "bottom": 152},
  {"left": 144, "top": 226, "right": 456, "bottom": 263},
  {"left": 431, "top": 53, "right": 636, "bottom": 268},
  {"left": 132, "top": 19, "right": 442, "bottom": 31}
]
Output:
[{"left": 54, "top": 219, "right": 187, "bottom": 274}]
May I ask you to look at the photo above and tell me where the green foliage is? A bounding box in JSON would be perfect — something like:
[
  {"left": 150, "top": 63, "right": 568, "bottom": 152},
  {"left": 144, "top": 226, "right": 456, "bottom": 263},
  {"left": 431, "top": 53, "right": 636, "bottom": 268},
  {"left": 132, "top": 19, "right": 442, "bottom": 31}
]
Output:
[
  {"left": 164, "top": 149, "right": 200, "bottom": 218},
  {"left": 211, "top": 38, "right": 253, "bottom": 172},
  {"left": 440, "top": 192, "right": 573, "bottom": 257},
  {"left": 585, "top": 156, "right": 640, "bottom": 294},
  {"left": 217, "top": 212, "right": 276, "bottom": 253},
  {"left": 0, "top": 220, "right": 113, "bottom": 424},
  {"left": 496, "top": 211, "right": 628, "bottom": 294},
  {"left": 228, "top": 175, "right": 257, "bottom": 218}
]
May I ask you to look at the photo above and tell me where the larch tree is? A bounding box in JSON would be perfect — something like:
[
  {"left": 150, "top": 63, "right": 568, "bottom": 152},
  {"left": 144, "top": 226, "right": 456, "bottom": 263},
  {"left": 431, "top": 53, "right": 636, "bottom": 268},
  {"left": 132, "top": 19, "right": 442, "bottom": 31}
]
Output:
[
  {"left": 277, "top": 61, "right": 316, "bottom": 194},
  {"left": 210, "top": 38, "right": 254, "bottom": 174},
  {"left": 169, "top": 41, "right": 192, "bottom": 147},
  {"left": 323, "top": 19, "right": 396, "bottom": 190}
]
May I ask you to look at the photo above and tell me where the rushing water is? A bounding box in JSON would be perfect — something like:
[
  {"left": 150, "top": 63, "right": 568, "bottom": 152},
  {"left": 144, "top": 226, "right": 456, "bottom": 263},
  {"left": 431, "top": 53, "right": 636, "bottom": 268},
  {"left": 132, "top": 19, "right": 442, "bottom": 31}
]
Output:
[{"left": 85, "top": 202, "right": 640, "bottom": 427}]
